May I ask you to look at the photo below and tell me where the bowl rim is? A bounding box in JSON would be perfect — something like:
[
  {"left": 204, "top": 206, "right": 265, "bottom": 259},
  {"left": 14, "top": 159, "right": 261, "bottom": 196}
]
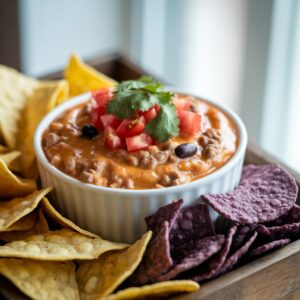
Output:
[{"left": 34, "top": 88, "right": 247, "bottom": 196}]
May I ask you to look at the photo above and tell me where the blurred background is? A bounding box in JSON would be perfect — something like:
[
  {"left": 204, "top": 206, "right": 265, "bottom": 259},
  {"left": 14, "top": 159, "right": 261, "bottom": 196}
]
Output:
[{"left": 0, "top": 0, "right": 299, "bottom": 171}]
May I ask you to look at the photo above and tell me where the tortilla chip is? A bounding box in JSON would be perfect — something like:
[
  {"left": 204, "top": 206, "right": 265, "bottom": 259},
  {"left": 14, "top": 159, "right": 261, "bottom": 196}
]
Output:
[
  {"left": 0, "top": 229, "right": 127, "bottom": 260},
  {"left": 158, "top": 235, "right": 225, "bottom": 282},
  {"left": 130, "top": 222, "right": 173, "bottom": 285},
  {"left": 0, "top": 187, "right": 52, "bottom": 230},
  {"left": 77, "top": 231, "right": 152, "bottom": 299},
  {"left": 0, "top": 151, "right": 21, "bottom": 171},
  {"left": 189, "top": 225, "right": 237, "bottom": 282},
  {"left": 217, "top": 231, "right": 258, "bottom": 276},
  {"left": 0, "top": 210, "right": 50, "bottom": 243},
  {"left": 170, "top": 204, "right": 215, "bottom": 259},
  {"left": 41, "top": 197, "right": 98, "bottom": 238},
  {"left": 202, "top": 164, "right": 298, "bottom": 224},
  {"left": 0, "top": 145, "right": 9, "bottom": 153},
  {"left": 18, "top": 80, "right": 69, "bottom": 178},
  {"left": 249, "top": 238, "right": 291, "bottom": 257},
  {"left": 106, "top": 280, "right": 200, "bottom": 300},
  {"left": 3, "top": 212, "right": 37, "bottom": 232},
  {"left": 0, "top": 259, "right": 79, "bottom": 300},
  {"left": 64, "top": 53, "right": 116, "bottom": 97},
  {"left": 0, "top": 158, "right": 37, "bottom": 199},
  {"left": 0, "top": 65, "right": 38, "bottom": 148}
]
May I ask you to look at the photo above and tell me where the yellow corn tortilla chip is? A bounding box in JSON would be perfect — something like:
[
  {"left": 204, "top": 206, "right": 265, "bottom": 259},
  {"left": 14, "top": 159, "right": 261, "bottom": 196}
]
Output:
[
  {"left": 41, "top": 197, "right": 98, "bottom": 238},
  {"left": 35, "top": 207, "right": 50, "bottom": 233},
  {"left": 0, "top": 259, "right": 79, "bottom": 300},
  {"left": 0, "top": 229, "right": 127, "bottom": 260},
  {"left": 0, "top": 150, "right": 21, "bottom": 173},
  {"left": 18, "top": 80, "right": 69, "bottom": 178},
  {"left": 0, "top": 209, "right": 49, "bottom": 242},
  {"left": 3, "top": 212, "right": 37, "bottom": 232},
  {"left": 105, "top": 280, "right": 200, "bottom": 300},
  {"left": 64, "top": 53, "right": 116, "bottom": 97},
  {"left": 0, "top": 65, "right": 38, "bottom": 148},
  {"left": 0, "top": 158, "right": 37, "bottom": 199},
  {"left": 0, "top": 187, "right": 52, "bottom": 230},
  {"left": 0, "top": 145, "right": 10, "bottom": 153},
  {"left": 77, "top": 231, "right": 152, "bottom": 299}
]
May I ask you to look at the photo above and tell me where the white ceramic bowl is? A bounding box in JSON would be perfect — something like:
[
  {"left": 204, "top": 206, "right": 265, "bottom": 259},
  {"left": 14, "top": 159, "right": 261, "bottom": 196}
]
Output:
[{"left": 34, "top": 90, "right": 247, "bottom": 243}]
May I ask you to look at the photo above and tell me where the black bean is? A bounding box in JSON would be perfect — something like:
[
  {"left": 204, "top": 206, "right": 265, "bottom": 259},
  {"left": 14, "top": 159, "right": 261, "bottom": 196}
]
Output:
[
  {"left": 81, "top": 124, "right": 99, "bottom": 139},
  {"left": 175, "top": 143, "right": 198, "bottom": 158}
]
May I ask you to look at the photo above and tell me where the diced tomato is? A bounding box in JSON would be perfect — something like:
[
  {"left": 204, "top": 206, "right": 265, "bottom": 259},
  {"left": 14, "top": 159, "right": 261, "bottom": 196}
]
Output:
[
  {"left": 100, "top": 114, "right": 121, "bottom": 129},
  {"left": 92, "top": 88, "right": 112, "bottom": 109},
  {"left": 116, "top": 116, "right": 145, "bottom": 138},
  {"left": 104, "top": 126, "right": 123, "bottom": 150},
  {"left": 173, "top": 98, "right": 190, "bottom": 111},
  {"left": 143, "top": 108, "right": 157, "bottom": 123},
  {"left": 90, "top": 88, "right": 112, "bottom": 129},
  {"left": 178, "top": 110, "right": 202, "bottom": 136},
  {"left": 126, "top": 133, "right": 154, "bottom": 152},
  {"left": 154, "top": 104, "right": 160, "bottom": 113},
  {"left": 91, "top": 110, "right": 102, "bottom": 129}
]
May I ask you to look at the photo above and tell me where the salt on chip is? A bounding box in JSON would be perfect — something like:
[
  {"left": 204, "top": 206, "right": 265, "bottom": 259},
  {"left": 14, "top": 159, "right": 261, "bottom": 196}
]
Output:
[
  {"left": 41, "top": 197, "right": 98, "bottom": 238},
  {"left": 18, "top": 80, "right": 69, "bottom": 178},
  {"left": 0, "top": 229, "right": 127, "bottom": 260},
  {"left": 105, "top": 280, "right": 200, "bottom": 300},
  {"left": 64, "top": 53, "right": 117, "bottom": 97},
  {"left": 77, "top": 231, "right": 152, "bottom": 299},
  {"left": 0, "top": 258, "right": 79, "bottom": 300},
  {"left": 0, "top": 158, "right": 37, "bottom": 199},
  {"left": 0, "top": 65, "right": 38, "bottom": 148},
  {"left": 0, "top": 187, "right": 52, "bottom": 230},
  {"left": 202, "top": 164, "right": 298, "bottom": 224}
]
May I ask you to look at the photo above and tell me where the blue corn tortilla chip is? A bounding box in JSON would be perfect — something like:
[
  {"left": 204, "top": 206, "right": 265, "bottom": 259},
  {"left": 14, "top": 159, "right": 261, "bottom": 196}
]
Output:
[
  {"left": 264, "top": 204, "right": 300, "bottom": 226},
  {"left": 202, "top": 164, "right": 298, "bottom": 224},
  {"left": 157, "top": 235, "right": 225, "bottom": 282},
  {"left": 188, "top": 225, "right": 238, "bottom": 282},
  {"left": 170, "top": 204, "right": 215, "bottom": 260},
  {"left": 217, "top": 231, "right": 258, "bottom": 275},
  {"left": 249, "top": 238, "right": 291, "bottom": 257},
  {"left": 129, "top": 221, "right": 173, "bottom": 285},
  {"left": 145, "top": 199, "right": 183, "bottom": 235},
  {"left": 266, "top": 223, "right": 300, "bottom": 240}
]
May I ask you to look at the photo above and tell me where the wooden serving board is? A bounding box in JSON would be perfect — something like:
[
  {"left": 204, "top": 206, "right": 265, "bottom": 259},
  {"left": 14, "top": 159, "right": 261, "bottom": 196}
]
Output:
[{"left": 0, "top": 54, "right": 299, "bottom": 300}]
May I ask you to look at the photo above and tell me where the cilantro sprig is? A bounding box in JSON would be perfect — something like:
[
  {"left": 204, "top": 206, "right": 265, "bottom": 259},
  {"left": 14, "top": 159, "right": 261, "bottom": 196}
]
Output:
[{"left": 107, "top": 77, "right": 179, "bottom": 142}]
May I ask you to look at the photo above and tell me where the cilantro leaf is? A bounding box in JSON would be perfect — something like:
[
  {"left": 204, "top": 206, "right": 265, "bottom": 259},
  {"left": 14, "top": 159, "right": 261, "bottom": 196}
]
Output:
[
  {"left": 107, "top": 77, "right": 180, "bottom": 142},
  {"left": 145, "top": 103, "right": 179, "bottom": 142}
]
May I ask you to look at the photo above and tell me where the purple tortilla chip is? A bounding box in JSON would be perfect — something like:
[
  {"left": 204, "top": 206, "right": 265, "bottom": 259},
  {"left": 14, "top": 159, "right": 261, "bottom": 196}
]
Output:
[
  {"left": 267, "top": 223, "right": 300, "bottom": 240},
  {"left": 264, "top": 204, "right": 300, "bottom": 226},
  {"left": 217, "top": 231, "right": 257, "bottom": 275},
  {"left": 230, "top": 225, "right": 253, "bottom": 253},
  {"left": 202, "top": 164, "right": 298, "bottom": 224},
  {"left": 145, "top": 199, "right": 183, "bottom": 235},
  {"left": 157, "top": 235, "right": 225, "bottom": 281},
  {"left": 189, "top": 225, "right": 238, "bottom": 282},
  {"left": 130, "top": 221, "right": 173, "bottom": 285},
  {"left": 249, "top": 238, "right": 291, "bottom": 257},
  {"left": 170, "top": 203, "right": 215, "bottom": 259}
]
